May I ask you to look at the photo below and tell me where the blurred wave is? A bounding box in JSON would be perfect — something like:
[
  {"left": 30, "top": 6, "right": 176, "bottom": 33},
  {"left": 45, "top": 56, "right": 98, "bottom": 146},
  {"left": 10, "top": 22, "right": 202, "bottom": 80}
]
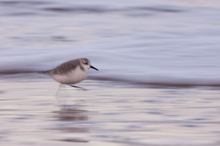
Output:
[
  {"left": 42, "top": 6, "right": 183, "bottom": 14},
  {"left": 0, "top": 0, "right": 49, "bottom": 6},
  {"left": 0, "top": 0, "right": 184, "bottom": 17},
  {"left": 0, "top": 69, "right": 220, "bottom": 88},
  {"left": 0, "top": 0, "right": 220, "bottom": 89}
]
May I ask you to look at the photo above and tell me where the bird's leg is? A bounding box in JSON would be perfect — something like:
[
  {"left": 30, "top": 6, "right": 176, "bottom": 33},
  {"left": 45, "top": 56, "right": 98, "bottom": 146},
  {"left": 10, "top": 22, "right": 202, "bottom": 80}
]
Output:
[
  {"left": 69, "top": 84, "right": 87, "bottom": 91},
  {"left": 55, "top": 84, "right": 65, "bottom": 106},
  {"left": 56, "top": 84, "right": 63, "bottom": 95}
]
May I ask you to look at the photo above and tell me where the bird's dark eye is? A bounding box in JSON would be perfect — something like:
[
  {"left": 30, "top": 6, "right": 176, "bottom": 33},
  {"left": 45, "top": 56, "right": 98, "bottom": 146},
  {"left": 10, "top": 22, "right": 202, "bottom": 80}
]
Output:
[
  {"left": 83, "top": 60, "right": 88, "bottom": 65},
  {"left": 82, "top": 58, "right": 89, "bottom": 65}
]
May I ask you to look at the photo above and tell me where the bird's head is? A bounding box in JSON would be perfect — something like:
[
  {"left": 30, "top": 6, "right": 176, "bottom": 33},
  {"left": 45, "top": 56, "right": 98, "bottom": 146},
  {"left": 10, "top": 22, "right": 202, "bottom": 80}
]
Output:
[{"left": 80, "top": 58, "right": 99, "bottom": 71}]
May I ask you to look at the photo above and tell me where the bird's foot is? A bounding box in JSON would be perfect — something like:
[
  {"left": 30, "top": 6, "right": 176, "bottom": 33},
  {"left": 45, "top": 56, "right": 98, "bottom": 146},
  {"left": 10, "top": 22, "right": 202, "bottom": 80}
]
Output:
[{"left": 69, "top": 85, "right": 87, "bottom": 91}]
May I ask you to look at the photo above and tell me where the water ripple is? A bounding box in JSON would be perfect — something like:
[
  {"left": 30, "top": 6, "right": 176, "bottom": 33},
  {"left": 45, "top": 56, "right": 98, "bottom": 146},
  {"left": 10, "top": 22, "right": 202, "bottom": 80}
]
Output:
[
  {"left": 0, "top": 0, "right": 50, "bottom": 6},
  {"left": 0, "top": 1, "right": 185, "bottom": 17},
  {"left": 42, "top": 5, "right": 184, "bottom": 15}
]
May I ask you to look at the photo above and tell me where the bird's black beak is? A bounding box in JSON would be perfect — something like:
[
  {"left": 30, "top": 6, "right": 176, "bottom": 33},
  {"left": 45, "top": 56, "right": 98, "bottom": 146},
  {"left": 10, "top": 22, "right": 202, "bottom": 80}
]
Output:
[{"left": 90, "top": 65, "right": 99, "bottom": 71}]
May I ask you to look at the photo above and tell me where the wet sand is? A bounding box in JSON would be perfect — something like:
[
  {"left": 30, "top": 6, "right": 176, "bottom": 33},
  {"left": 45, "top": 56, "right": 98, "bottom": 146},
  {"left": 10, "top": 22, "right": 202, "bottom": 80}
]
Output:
[{"left": 0, "top": 75, "right": 220, "bottom": 146}]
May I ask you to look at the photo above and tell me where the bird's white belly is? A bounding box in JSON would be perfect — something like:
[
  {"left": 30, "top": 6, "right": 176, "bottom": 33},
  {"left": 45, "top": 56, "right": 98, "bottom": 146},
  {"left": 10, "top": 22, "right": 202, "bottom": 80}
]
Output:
[{"left": 52, "top": 68, "right": 87, "bottom": 84}]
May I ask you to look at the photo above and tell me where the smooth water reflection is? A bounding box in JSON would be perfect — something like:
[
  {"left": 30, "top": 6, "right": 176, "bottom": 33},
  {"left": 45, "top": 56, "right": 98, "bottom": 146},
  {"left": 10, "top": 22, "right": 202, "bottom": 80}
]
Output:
[
  {"left": 52, "top": 106, "right": 89, "bottom": 143},
  {"left": 0, "top": 78, "right": 219, "bottom": 146}
]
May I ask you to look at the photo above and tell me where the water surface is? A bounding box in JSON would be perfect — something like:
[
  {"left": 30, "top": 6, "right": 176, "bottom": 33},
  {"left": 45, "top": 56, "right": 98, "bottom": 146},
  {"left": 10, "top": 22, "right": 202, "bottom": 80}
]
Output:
[
  {"left": 0, "top": 0, "right": 220, "bottom": 146},
  {"left": 0, "top": 77, "right": 220, "bottom": 146},
  {"left": 0, "top": 0, "right": 220, "bottom": 85}
]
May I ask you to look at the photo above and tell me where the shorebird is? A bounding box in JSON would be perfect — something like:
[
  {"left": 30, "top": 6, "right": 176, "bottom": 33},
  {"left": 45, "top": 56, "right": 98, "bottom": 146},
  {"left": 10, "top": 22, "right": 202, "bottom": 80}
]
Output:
[{"left": 46, "top": 58, "right": 98, "bottom": 89}]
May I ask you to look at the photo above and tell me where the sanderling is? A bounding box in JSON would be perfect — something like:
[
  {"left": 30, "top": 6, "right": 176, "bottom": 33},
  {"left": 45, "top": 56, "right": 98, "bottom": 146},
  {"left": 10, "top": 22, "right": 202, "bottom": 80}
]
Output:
[{"left": 45, "top": 58, "right": 98, "bottom": 89}]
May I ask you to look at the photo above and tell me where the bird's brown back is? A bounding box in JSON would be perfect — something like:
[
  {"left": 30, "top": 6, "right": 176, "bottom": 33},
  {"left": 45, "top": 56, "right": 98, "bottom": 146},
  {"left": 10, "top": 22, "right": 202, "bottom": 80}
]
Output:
[{"left": 51, "top": 59, "right": 81, "bottom": 75}]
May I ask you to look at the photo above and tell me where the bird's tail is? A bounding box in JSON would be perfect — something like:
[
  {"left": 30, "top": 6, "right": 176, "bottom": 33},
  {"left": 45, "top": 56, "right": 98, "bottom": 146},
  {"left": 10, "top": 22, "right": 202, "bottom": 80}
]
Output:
[
  {"left": 37, "top": 70, "right": 51, "bottom": 74},
  {"left": 0, "top": 69, "right": 51, "bottom": 75}
]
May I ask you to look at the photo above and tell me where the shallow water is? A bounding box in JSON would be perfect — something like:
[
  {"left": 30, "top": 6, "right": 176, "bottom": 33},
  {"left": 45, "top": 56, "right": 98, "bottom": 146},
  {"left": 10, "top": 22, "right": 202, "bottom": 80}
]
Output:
[
  {"left": 0, "top": 76, "right": 220, "bottom": 146},
  {"left": 0, "top": 0, "right": 220, "bottom": 146}
]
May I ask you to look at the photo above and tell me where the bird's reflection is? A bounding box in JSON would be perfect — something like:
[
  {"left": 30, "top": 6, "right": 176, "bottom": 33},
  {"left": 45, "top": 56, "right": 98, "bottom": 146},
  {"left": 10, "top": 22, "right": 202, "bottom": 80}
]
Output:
[
  {"left": 54, "top": 105, "right": 88, "bottom": 122},
  {"left": 53, "top": 104, "right": 89, "bottom": 143}
]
